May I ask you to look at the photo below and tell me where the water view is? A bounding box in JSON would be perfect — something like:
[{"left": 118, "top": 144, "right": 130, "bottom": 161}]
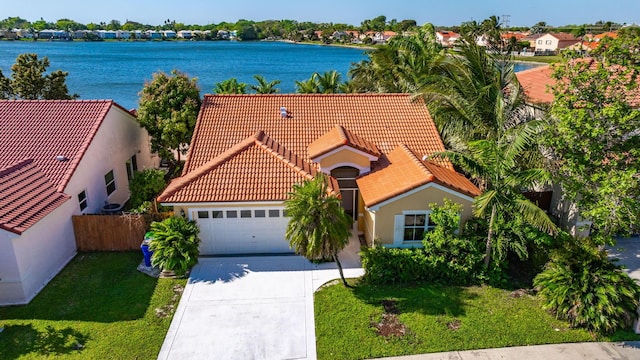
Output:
[{"left": 0, "top": 41, "right": 539, "bottom": 109}]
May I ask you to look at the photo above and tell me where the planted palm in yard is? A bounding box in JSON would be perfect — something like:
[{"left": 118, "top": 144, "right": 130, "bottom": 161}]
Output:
[
  {"left": 148, "top": 216, "right": 201, "bottom": 277},
  {"left": 285, "top": 175, "right": 352, "bottom": 286}
]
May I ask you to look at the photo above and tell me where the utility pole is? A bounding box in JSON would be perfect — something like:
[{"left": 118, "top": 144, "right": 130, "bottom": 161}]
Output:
[{"left": 501, "top": 14, "right": 511, "bottom": 30}]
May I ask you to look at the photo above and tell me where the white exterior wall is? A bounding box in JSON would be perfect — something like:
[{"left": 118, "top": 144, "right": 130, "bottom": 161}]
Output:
[
  {"left": 535, "top": 34, "right": 560, "bottom": 52},
  {"left": 64, "top": 106, "right": 158, "bottom": 214},
  {"left": 0, "top": 230, "right": 22, "bottom": 304}
]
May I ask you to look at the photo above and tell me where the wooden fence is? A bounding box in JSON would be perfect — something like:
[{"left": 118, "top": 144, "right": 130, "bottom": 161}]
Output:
[{"left": 72, "top": 213, "right": 171, "bottom": 251}]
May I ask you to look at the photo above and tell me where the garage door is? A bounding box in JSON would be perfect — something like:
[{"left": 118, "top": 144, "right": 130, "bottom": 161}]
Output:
[{"left": 193, "top": 207, "right": 293, "bottom": 255}]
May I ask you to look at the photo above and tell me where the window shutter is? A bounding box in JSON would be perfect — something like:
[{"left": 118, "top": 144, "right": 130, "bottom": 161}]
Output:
[{"left": 393, "top": 215, "right": 404, "bottom": 245}]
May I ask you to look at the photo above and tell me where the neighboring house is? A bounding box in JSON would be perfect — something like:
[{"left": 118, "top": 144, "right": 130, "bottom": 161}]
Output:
[
  {"left": 177, "top": 30, "right": 192, "bottom": 39},
  {"left": 435, "top": 31, "right": 460, "bottom": 47},
  {"left": 534, "top": 33, "right": 580, "bottom": 54},
  {"left": 116, "top": 30, "right": 131, "bottom": 39},
  {"left": 0, "top": 100, "right": 158, "bottom": 305},
  {"left": 145, "top": 30, "right": 162, "bottom": 39},
  {"left": 158, "top": 94, "right": 480, "bottom": 256},
  {"left": 516, "top": 61, "right": 640, "bottom": 235},
  {"left": 163, "top": 30, "right": 177, "bottom": 39},
  {"left": 522, "top": 33, "right": 545, "bottom": 49}
]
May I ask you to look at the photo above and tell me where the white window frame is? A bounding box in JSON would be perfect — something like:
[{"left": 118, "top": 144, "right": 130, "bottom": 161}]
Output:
[{"left": 393, "top": 210, "right": 435, "bottom": 246}]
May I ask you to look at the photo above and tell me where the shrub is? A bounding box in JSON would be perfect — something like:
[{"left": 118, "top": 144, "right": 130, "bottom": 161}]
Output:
[
  {"left": 534, "top": 238, "right": 640, "bottom": 334},
  {"left": 361, "top": 246, "right": 430, "bottom": 284},
  {"left": 422, "top": 200, "right": 483, "bottom": 285},
  {"left": 128, "top": 169, "right": 167, "bottom": 209},
  {"left": 148, "top": 217, "right": 200, "bottom": 277}
]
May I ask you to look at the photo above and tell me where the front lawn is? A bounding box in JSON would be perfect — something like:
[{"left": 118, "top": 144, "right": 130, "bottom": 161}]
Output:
[
  {"left": 0, "top": 252, "right": 186, "bottom": 359},
  {"left": 315, "top": 280, "right": 639, "bottom": 360}
]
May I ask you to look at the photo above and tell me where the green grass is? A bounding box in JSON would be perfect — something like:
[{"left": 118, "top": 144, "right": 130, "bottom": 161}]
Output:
[
  {"left": 315, "top": 280, "right": 640, "bottom": 360},
  {"left": 0, "top": 252, "right": 186, "bottom": 359},
  {"left": 513, "top": 55, "right": 562, "bottom": 64}
]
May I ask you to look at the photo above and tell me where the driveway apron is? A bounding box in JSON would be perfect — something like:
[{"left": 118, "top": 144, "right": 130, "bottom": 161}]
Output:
[{"left": 157, "top": 256, "right": 316, "bottom": 360}]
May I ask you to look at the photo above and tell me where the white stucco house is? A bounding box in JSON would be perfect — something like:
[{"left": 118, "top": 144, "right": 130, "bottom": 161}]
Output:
[
  {"left": 0, "top": 100, "right": 158, "bottom": 305},
  {"left": 158, "top": 94, "right": 480, "bottom": 256},
  {"left": 534, "top": 33, "right": 580, "bottom": 54}
]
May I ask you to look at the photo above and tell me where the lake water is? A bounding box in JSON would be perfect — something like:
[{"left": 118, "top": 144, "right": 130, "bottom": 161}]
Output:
[{"left": 0, "top": 41, "right": 539, "bottom": 109}]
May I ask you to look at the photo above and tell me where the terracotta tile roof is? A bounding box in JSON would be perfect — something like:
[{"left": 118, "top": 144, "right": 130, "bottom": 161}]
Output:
[
  {"left": 516, "top": 65, "right": 555, "bottom": 104},
  {"left": 0, "top": 159, "right": 70, "bottom": 234},
  {"left": 548, "top": 32, "right": 580, "bottom": 41},
  {"left": 158, "top": 131, "right": 338, "bottom": 203},
  {"left": 357, "top": 145, "right": 480, "bottom": 207},
  {"left": 185, "top": 94, "right": 448, "bottom": 175},
  {"left": 0, "top": 100, "right": 120, "bottom": 192},
  {"left": 308, "top": 125, "right": 381, "bottom": 159},
  {"left": 516, "top": 60, "right": 640, "bottom": 107},
  {"left": 594, "top": 31, "right": 618, "bottom": 40}
]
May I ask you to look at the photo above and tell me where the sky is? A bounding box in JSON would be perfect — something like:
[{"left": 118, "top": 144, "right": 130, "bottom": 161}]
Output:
[{"left": 3, "top": 0, "right": 639, "bottom": 27}]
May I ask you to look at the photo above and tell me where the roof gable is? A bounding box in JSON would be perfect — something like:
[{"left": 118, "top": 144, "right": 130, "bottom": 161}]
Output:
[
  {"left": 308, "top": 125, "right": 381, "bottom": 159},
  {"left": 158, "top": 131, "right": 338, "bottom": 203},
  {"left": 0, "top": 159, "right": 70, "bottom": 234},
  {"left": 357, "top": 145, "right": 480, "bottom": 207},
  {"left": 0, "top": 100, "right": 125, "bottom": 191}
]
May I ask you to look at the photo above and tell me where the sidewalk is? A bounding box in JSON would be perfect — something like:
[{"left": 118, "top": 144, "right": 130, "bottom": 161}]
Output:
[{"left": 373, "top": 342, "right": 640, "bottom": 360}]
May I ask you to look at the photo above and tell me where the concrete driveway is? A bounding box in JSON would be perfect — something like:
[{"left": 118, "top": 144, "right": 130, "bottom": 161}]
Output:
[
  {"left": 157, "top": 236, "right": 364, "bottom": 360},
  {"left": 609, "top": 237, "right": 640, "bottom": 281}
]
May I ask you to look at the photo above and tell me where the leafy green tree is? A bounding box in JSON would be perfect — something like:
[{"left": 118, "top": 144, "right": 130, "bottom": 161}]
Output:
[
  {"left": 285, "top": 175, "right": 352, "bottom": 286},
  {"left": 213, "top": 78, "right": 247, "bottom": 94},
  {"left": 128, "top": 169, "right": 167, "bottom": 209},
  {"left": 137, "top": 69, "right": 201, "bottom": 162},
  {"left": 1, "top": 53, "right": 78, "bottom": 100},
  {"left": 534, "top": 237, "right": 640, "bottom": 334},
  {"left": 547, "top": 49, "right": 640, "bottom": 242},
  {"left": 431, "top": 120, "right": 557, "bottom": 268},
  {"left": 149, "top": 217, "right": 201, "bottom": 277},
  {"left": 249, "top": 75, "right": 280, "bottom": 94},
  {"left": 422, "top": 199, "right": 483, "bottom": 284}
]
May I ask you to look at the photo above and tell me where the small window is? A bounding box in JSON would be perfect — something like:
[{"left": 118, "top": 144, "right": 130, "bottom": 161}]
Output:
[
  {"left": 104, "top": 170, "right": 116, "bottom": 195},
  {"left": 197, "top": 211, "right": 209, "bottom": 219},
  {"left": 255, "top": 210, "right": 266, "bottom": 218},
  {"left": 78, "top": 190, "right": 88, "bottom": 211},
  {"left": 537, "top": 40, "right": 542, "bottom": 44},
  {"left": 268, "top": 209, "right": 280, "bottom": 218},
  {"left": 226, "top": 210, "right": 237, "bottom": 218},
  {"left": 240, "top": 210, "right": 252, "bottom": 218},
  {"left": 212, "top": 211, "right": 224, "bottom": 218},
  {"left": 125, "top": 155, "right": 138, "bottom": 182},
  {"left": 545, "top": 40, "right": 552, "bottom": 45}
]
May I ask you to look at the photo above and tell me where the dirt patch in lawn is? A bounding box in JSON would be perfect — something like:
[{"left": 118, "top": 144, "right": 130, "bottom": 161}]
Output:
[
  {"left": 155, "top": 284, "right": 184, "bottom": 318},
  {"left": 371, "top": 299, "right": 407, "bottom": 337}
]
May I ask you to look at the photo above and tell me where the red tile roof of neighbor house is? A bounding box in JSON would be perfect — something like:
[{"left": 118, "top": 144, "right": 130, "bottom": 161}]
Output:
[
  {"left": 0, "top": 100, "right": 121, "bottom": 192},
  {"left": 163, "top": 94, "right": 479, "bottom": 204},
  {"left": 357, "top": 145, "right": 480, "bottom": 207},
  {"left": 158, "top": 131, "right": 339, "bottom": 203},
  {"left": 548, "top": 32, "right": 580, "bottom": 41},
  {"left": 0, "top": 100, "right": 129, "bottom": 233},
  {"left": 516, "top": 60, "right": 640, "bottom": 107},
  {"left": 307, "top": 125, "right": 381, "bottom": 159},
  {"left": 0, "top": 159, "right": 70, "bottom": 234}
]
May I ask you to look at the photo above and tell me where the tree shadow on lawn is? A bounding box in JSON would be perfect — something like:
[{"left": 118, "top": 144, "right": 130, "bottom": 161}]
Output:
[
  {"left": 0, "top": 324, "right": 89, "bottom": 359},
  {"left": 0, "top": 252, "right": 158, "bottom": 323},
  {"left": 352, "top": 283, "right": 479, "bottom": 317}
]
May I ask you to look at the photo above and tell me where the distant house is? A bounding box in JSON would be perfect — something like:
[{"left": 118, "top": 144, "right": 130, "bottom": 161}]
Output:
[
  {"left": 0, "top": 100, "right": 158, "bottom": 305},
  {"left": 145, "top": 30, "right": 162, "bottom": 39},
  {"left": 218, "top": 30, "right": 230, "bottom": 39},
  {"left": 157, "top": 94, "right": 479, "bottom": 255},
  {"left": 177, "top": 30, "right": 192, "bottom": 39},
  {"left": 98, "top": 30, "right": 117, "bottom": 39},
  {"left": 163, "top": 30, "right": 177, "bottom": 39},
  {"left": 116, "top": 30, "right": 131, "bottom": 39},
  {"left": 521, "top": 33, "right": 545, "bottom": 49},
  {"left": 37, "top": 29, "right": 69, "bottom": 40},
  {"left": 534, "top": 33, "right": 580, "bottom": 54},
  {"left": 435, "top": 31, "right": 460, "bottom": 47}
]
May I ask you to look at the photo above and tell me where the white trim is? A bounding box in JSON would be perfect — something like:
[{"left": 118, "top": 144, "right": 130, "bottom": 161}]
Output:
[
  {"left": 369, "top": 182, "right": 475, "bottom": 211},
  {"left": 320, "top": 161, "right": 370, "bottom": 175},
  {"left": 312, "top": 145, "right": 379, "bottom": 164}
]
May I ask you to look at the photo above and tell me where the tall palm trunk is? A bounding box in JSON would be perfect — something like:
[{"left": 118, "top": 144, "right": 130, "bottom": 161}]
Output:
[
  {"left": 333, "top": 253, "right": 349, "bottom": 287},
  {"left": 484, "top": 204, "right": 497, "bottom": 268}
]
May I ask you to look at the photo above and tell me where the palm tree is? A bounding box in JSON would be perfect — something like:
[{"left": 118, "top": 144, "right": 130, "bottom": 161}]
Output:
[
  {"left": 250, "top": 75, "right": 281, "bottom": 94},
  {"left": 431, "top": 120, "right": 557, "bottom": 268},
  {"left": 213, "top": 78, "right": 247, "bottom": 94},
  {"left": 284, "top": 175, "right": 353, "bottom": 286},
  {"left": 315, "top": 70, "right": 343, "bottom": 93},
  {"left": 295, "top": 73, "right": 320, "bottom": 94}
]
